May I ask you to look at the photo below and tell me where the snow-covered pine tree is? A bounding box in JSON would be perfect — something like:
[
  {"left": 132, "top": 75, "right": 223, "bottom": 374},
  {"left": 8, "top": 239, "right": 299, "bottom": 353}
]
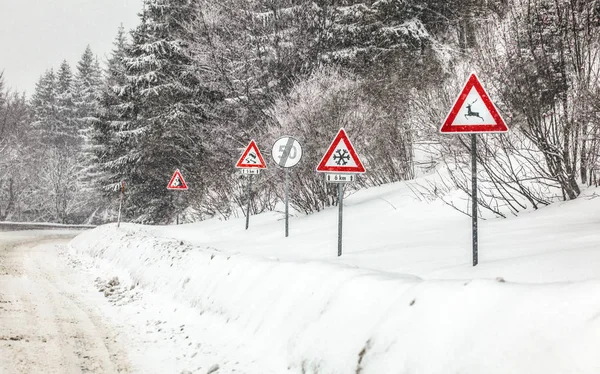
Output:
[
  {"left": 0, "top": 75, "right": 31, "bottom": 221},
  {"left": 106, "top": 0, "right": 220, "bottom": 223},
  {"left": 73, "top": 46, "right": 102, "bottom": 134},
  {"left": 72, "top": 46, "right": 104, "bottom": 221},
  {"left": 55, "top": 60, "right": 78, "bottom": 148},
  {"left": 30, "top": 62, "right": 78, "bottom": 149},
  {"left": 30, "top": 69, "right": 57, "bottom": 144},
  {"left": 27, "top": 70, "right": 56, "bottom": 220},
  {"left": 95, "top": 25, "right": 130, "bottom": 195},
  {"left": 29, "top": 65, "right": 81, "bottom": 223},
  {"left": 74, "top": 46, "right": 102, "bottom": 151}
]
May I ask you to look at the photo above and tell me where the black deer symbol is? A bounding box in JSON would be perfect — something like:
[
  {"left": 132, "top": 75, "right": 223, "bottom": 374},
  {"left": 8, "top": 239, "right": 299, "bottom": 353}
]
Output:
[{"left": 465, "top": 99, "right": 484, "bottom": 121}]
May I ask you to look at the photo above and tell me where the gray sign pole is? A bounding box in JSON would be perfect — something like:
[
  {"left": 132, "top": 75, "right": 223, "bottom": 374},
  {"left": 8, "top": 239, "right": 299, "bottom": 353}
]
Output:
[
  {"left": 285, "top": 168, "right": 290, "bottom": 237},
  {"left": 272, "top": 136, "right": 302, "bottom": 238},
  {"left": 117, "top": 181, "right": 125, "bottom": 228},
  {"left": 338, "top": 183, "right": 344, "bottom": 257},
  {"left": 245, "top": 174, "right": 253, "bottom": 230},
  {"left": 279, "top": 138, "right": 295, "bottom": 237},
  {"left": 177, "top": 200, "right": 180, "bottom": 225},
  {"left": 117, "top": 192, "right": 124, "bottom": 228},
  {"left": 471, "top": 134, "right": 478, "bottom": 266}
]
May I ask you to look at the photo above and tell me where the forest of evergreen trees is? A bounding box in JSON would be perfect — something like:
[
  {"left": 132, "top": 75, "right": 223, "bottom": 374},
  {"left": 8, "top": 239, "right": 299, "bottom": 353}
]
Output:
[{"left": 1, "top": 0, "right": 600, "bottom": 224}]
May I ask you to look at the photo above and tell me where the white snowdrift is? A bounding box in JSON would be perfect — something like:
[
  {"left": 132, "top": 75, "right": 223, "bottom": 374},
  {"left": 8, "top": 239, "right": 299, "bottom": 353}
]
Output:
[{"left": 71, "top": 206, "right": 600, "bottom": 374}]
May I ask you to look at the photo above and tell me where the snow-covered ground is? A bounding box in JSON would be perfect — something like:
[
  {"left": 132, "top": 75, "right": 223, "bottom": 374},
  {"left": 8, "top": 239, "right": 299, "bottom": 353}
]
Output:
[
  {"left": 69, "top": 179, "right": 600, "bottom": 374},
  {"left": 0, "top": 232, "right": 130, "bottom": 373}
]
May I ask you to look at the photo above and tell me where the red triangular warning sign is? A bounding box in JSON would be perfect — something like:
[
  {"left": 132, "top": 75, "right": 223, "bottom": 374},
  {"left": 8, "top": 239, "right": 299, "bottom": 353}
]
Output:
[
  {"left": 440, "top": 73, "right": 508, "bottom": 133},
  {"left": 167, "top": 169, "right": 188, "bottom": 190},
  {"left": 235, "top": 140, "right": 267, "bottom": 169},
  {"left": 316, "top": 128, "right": 365, "bottom": 173}
]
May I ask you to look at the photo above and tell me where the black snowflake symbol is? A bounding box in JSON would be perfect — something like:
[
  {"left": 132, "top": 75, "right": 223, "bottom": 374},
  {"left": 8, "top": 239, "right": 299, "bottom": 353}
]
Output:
[{"left": 333, "top": 149, "right": 350, "bottom": 165}]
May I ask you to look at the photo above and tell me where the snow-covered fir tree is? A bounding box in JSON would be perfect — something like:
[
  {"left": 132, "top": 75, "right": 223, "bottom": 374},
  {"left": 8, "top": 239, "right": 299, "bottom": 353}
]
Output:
[
  {"left": 30, "top": 69, "right": 57, "bottom": 144},
  {"left": 94, "top": 25, "right": 129, "bottom": 195},
  {"left": 102, "top": 0, "right": 222, "bottom": 223},
  {"left": 55, "top": 60, "right": 78, "bottom": 148},
  {"left": 73, "top": 46, "right": 102, "bottom": 134},
  {"left": 29, "top": 65, "right": 81, "bottom": 223},
  {"left": 72, "top": 46, "right": 104, "bottom": 221},
  {"left": 0, "top": 74, "right": 31, "bottom": 221}
]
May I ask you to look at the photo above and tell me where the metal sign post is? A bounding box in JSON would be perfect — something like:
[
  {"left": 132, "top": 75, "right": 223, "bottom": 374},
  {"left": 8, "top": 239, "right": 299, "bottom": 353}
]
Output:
[
  {"left": 271, "top": 136, "right": 302, "bottom": 237},
  {"left": 325, "top": 177, "right": 350, "bottom": 257},
  {"left": 471, "top": 134, "right": 478, "bottom": 266},
  {"left": 245, "top": 174, "right": 253, "bottom": 230},
  {"left": 337, "top": 183, "right": 344, "bottom": 257},
  {"left": 117, "top": 181, "right": 125, "bottom": 228},
  {"left": 285, "top": 168, "right": 290, "bottom": 237},
  {"left": 176, "top": 192, "right": 180, "bottom": 225}
]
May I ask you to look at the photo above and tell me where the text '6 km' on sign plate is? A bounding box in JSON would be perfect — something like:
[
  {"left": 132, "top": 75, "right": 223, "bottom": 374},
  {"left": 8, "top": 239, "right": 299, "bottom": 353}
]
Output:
[{"left": 326, "top": 173, "right": 355, "bottom": 183}]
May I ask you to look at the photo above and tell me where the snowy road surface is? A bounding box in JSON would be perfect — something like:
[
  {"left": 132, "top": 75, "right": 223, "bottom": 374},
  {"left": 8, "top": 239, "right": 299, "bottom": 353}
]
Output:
[
  {"left": 0, "top": 230, "right": 281, "bottom": 374},
  {"left": 0, "top": 231, "right": 130, "bottom": 374}
]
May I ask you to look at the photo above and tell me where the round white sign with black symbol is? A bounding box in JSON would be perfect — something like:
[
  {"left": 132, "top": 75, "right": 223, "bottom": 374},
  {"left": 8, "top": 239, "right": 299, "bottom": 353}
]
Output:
[{"left": 271, "top": 136, "right": 302, "bottom": 168}]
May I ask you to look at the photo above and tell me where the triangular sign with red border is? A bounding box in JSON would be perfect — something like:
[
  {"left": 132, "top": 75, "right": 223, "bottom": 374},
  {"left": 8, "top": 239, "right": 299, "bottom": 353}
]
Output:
[
  {"left": 316, "top": 128, "right": 365, "bottom": 173},
  {"left": 235, "top": 140, "right": 267, "bottom": 169},
  {"left": 167, "top": 169, "right": 188, "bottom": 190},
  {"left": 440, "top": 73, "right": 508, "bottom": 133}
]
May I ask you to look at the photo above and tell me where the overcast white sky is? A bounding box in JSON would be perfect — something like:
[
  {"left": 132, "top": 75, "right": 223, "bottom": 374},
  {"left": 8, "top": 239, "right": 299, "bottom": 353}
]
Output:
[{"left": 0, "top": 0, "right": 142, "bottom": 95}]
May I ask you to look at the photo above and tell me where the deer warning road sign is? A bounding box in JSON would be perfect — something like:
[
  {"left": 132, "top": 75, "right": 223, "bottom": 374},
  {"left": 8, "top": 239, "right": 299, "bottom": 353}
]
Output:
[
  {"left": 316, "top": 128, "right": 365, "bottom": 173},
  {"left": 167, "top": 169, "right": 188, "bottom": 190},
  {"left": 440, "top": 73, "right": 508, "bottom": 133},
  {"left": 236, "top": 140, "right": 267, "bottom": 169}
]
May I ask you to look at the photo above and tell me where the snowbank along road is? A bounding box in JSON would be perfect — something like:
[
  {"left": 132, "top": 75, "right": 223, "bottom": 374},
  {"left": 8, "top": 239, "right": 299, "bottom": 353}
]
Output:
[{"left": 0, "top": 230, "right": 130, "bottom": 374}]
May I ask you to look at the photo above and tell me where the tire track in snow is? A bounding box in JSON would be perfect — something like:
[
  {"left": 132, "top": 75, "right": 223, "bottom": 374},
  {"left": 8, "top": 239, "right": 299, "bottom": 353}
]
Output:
[{"left": 0, "top": 236, "right": 130, "bottom": 373}]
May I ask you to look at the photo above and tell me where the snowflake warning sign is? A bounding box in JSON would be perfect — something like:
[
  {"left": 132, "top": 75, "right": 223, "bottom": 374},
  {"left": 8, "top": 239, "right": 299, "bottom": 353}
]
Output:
[
  {"left": 316, "top": 128, "right": 365, "bottom": 173},
  {"left": 167, "top": 169, "right": 188, "bottom": 190}
]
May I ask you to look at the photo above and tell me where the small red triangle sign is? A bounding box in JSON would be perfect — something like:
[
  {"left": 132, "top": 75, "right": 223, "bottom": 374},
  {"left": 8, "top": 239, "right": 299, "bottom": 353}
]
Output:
[
  {"left": 235, "top": 140, "right": 267, "bottom": 169},
  {"left": 167, "top": 169, "right": 188, "bottom": 190},
  {"left": 440, "top": 73, "right": 508, "bottom": 133},
  {"left": 316, "top": 128, "right": 365, "bottom": 173}
]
